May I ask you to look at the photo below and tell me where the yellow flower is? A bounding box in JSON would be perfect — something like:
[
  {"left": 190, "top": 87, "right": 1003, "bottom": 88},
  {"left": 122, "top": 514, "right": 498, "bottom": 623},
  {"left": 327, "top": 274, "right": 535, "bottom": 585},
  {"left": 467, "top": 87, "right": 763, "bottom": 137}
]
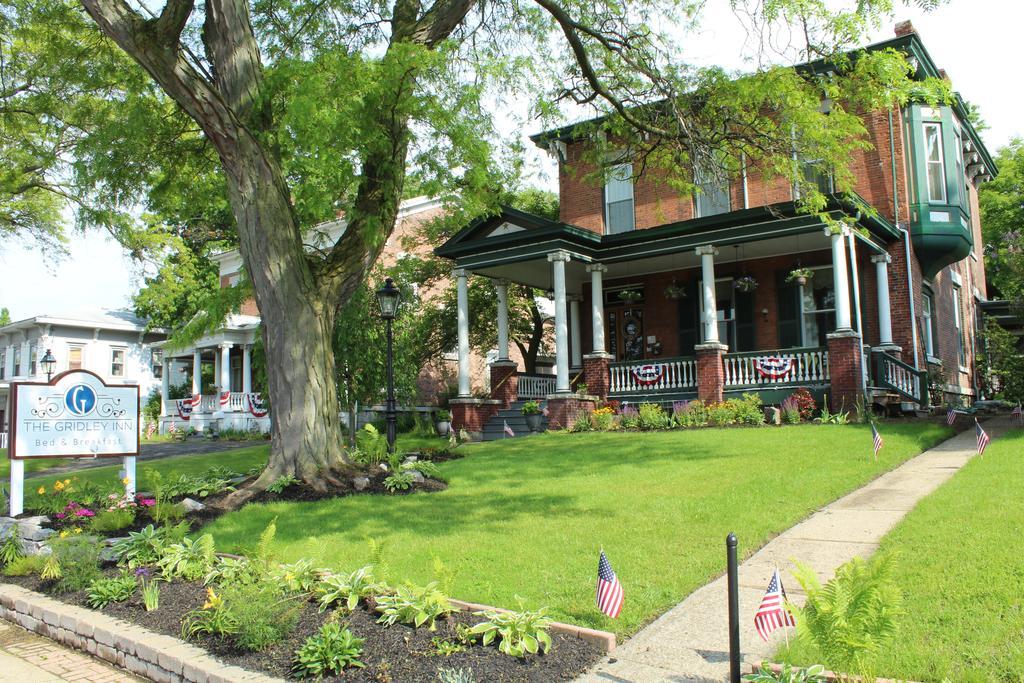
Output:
[
  {"left": 73, "top": 527, "right": 82, "bottom": 534},
  {"left": 59, "top": 530, "right": 69, "bottom": 538},
  {"left": 121, "top": 478, "right": 130, "bottom": 486},
  {"left": 53, "top": 481, "right": 65, "bottom": 491},
  {"left": 64, "top": 479, "right": 71, "bottom": 485},
  {"left": 202, "top": 587, "right": 222, "bottom": 610},
  {"left": 37, "top": 486, "right": 46, "bottom": 495}
]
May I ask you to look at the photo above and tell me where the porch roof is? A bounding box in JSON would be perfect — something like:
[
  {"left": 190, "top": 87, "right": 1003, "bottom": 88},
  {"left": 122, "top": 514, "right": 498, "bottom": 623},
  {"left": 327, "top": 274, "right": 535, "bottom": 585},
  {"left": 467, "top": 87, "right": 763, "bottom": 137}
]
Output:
[{"left": 435, "top": 195, "right": 897, "bottom": 288}]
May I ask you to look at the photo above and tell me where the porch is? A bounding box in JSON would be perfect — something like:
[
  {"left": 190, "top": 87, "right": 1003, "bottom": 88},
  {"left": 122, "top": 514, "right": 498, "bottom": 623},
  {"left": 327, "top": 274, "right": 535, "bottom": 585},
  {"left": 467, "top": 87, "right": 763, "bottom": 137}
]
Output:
[{"left": 435, "top": 198, "right": 929, "bottom": 434}]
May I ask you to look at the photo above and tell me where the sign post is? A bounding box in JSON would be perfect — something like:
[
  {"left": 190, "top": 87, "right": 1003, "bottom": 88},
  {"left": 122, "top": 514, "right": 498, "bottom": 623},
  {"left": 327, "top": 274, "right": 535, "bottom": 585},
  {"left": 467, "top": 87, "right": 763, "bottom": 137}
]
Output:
[{"left": 7, "top": 370, "right": 139, "bottom": 516}]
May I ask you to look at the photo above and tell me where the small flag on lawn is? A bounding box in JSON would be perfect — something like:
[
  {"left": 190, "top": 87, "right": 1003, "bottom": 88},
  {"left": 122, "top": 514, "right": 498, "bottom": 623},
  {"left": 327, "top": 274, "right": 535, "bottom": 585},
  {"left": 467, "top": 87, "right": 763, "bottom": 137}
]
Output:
[
  {"left": 754, "top": 568, "right": 796, "bottom": 641},
  {"left": 976, "top": 419, "right": 991, "bottom": 456},
  {"left": 597, "top": 550, "right": 624, "bottom": 619},
  {"left": 1012, "top": 404, "right": 1022, "bottom": 425},
  {"left": 503, "top": 420, "right": 515, "bottom": 438},
  {"left": 947, "top": 407, "right": 958, "bottom": 426},
  {"left": 871, "top": 422, "right": 884, "bottom": 459}
]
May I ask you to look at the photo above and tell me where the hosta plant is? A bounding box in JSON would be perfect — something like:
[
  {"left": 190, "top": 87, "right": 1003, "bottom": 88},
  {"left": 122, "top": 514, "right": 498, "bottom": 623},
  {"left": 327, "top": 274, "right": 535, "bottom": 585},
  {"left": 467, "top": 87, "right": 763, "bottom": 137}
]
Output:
[
  {"left": 317, "top": 566, "right": 383, "bottom": 612},
  {"left": 204, "top": 555, "right": 260, "bottom": 587},
  {"left": 87, "top": 572, "right": 137, "bottom": 608},
  {"left": 270, "top": 558, "right": 321, "bottom": 593},
  {"left": 383, "top": 471, "right": 415, "bottom": 493},
  {"left": 158, "top": 533, "right": 216, "bottom": 581},
  {"left": 744, "top": 663, "right": 826, "bottom": 683},
  {"left": 112, "top": 523, "right": 188, "bottom": 568},
  {"left": 375, "top": 581, "right": 454, "bottom": 630},
  {"left": 468, "top": 606, "right": 553, "bottom": 657},
  {"left": 292, "top": 622, "right": 365, "bottom": 678}
]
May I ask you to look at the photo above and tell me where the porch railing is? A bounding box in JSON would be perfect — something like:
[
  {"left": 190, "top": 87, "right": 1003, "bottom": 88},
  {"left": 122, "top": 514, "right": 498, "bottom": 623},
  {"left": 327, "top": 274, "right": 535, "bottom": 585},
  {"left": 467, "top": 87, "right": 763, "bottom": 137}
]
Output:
[
  {"left": 518, "top": 373, "right": 556, "bottom": 399},
  {"left": 610, "top": 356, "right": 697, "bottom": 394},
  {"left": 198, "top": 394, "right": 218, "bottom": 413},
  {"left": 228, "top": 392, "right": 247, "bottom": 412},
  {"left": 723, "top": 347, "right": 829, "bottom": 388},
  {"left": 874, "top": 352, "right": 928, "bottom": 407}
]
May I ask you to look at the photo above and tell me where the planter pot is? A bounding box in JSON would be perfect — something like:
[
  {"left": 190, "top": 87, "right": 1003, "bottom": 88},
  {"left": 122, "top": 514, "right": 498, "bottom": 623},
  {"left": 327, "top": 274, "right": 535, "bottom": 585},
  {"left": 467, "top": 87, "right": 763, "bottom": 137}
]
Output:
[
  {"left": 524, "top": 413, "right": 544, "bottom": 433},
  {"left": 794, "top": 276, "right": 808, "bottom": 286},
  {"left": 435, "top": 420, "right": 451, "bottom": 437}
]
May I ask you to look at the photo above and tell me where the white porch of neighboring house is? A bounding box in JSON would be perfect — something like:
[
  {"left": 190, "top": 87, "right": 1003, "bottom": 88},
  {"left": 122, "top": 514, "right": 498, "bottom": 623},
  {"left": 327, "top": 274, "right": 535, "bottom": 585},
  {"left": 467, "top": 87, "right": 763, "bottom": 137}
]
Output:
[{"left": 153, "top": 316, "right": 270, "bottom": 434}]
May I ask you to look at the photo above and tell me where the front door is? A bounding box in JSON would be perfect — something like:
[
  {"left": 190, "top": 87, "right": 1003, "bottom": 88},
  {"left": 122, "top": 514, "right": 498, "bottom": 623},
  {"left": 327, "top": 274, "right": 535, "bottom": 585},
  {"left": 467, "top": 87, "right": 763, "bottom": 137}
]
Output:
[{"left": 607, "top": 308, "right": 644, "bottom": 362}]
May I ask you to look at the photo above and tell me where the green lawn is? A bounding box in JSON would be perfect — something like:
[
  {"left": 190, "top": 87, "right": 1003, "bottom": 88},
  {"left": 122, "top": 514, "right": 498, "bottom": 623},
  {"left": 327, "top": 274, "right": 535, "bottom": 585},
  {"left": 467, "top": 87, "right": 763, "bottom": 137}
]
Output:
[
  {"left": 780, "top": 428, "right": 1024, "bottom": 682},
  {"left": 201, "top": 423, "right": 951, "bottom": 637}
]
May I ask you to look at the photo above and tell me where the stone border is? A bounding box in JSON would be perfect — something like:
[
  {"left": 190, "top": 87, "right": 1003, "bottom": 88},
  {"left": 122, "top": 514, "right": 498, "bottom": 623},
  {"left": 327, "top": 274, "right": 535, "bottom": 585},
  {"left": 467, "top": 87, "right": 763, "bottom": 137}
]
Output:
[
  {"left": 449, "top": 598, "right": 617, "bottom": 653},
  {"left": 0, "top": 583, "right": 283, "bottom": 683}
]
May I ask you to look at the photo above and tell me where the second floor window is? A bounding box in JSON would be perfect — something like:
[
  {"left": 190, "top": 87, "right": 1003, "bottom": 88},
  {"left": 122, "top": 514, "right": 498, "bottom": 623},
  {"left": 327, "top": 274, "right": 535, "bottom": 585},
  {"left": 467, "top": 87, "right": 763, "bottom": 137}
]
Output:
[
  {"left": 694, "top": 168, "right": 731, "bottom": 218},
  {"left": 800, "top": 159, "right": 834, "bottom": 195},
  {"left": 29, "top": 345, "right": 36, "bottom": 376},
  {"left": 0, "top": 347, "right": 6, "bottom": 379},
  {"left": 952, "top": 285, "right": 966, "bottom": 368},
  {"left": 152, "top": 349, "right": 163, "bottom": 379},
  {"left": 12, "top": 347, "right": 20, "bottom": 376},
  {"left": 923, "top": 122, "right": 946, "bottom": 203},
  {"left": 111, "top": 348, "right": 126, "bottom": 377},
  {"left": 604, "top": 162, "right": 635, "bottom": 234},
  {"left": 68, "top": 345, "right": 84, "bottom": 371}
]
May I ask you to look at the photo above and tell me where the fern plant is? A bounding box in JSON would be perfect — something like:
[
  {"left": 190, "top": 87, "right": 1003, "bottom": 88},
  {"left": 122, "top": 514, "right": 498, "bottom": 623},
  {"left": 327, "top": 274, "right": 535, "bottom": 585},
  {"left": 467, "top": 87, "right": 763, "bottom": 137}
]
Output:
[
  {"left": 158, "top": 534, "right": 216, "bottom": 581},
  {"left": 317, "top": 566, "right": 383, "bottom": 612},
  {"left": 375, "top": 581, "right": 454, "bottom": 630},
  {"left": 790, "top": 554, "right": 903, "bottom": 678}
]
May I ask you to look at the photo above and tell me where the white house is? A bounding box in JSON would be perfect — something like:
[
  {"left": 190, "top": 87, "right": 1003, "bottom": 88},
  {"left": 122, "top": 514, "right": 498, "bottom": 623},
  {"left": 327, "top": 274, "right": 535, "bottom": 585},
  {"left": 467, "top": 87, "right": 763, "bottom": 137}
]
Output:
[{"left": 0, "top": 310, "right": 175, "bottom": 442}]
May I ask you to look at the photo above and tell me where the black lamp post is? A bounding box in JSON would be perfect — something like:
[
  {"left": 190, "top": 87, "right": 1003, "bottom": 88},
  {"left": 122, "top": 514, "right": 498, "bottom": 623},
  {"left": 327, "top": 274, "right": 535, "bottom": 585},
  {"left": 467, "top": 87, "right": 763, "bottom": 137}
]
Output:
[
  {"left": 40, "top": 349, "right": 57, "bottom": 382},
  {"left": 375, "top": 277, "right": 401, "bottom": 453}
]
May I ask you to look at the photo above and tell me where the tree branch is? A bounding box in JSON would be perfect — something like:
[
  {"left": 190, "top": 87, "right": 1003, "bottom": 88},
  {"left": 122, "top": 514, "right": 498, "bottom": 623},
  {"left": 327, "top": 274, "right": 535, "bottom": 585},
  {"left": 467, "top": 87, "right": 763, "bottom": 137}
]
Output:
[
  {"left": 156, "top": 0, "right": 195, "bottom": 45},
  {"left": 410, "top": 0, "right": 477, "bottom": 46}
]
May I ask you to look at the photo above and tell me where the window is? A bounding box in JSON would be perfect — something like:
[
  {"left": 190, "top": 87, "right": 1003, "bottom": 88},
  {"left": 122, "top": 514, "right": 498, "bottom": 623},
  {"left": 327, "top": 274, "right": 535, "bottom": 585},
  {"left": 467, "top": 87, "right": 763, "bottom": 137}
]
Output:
[
  {"left": 694, "top": 167, "right": 731, "bottom": 217},
  {"left": 603, "top": 163, "right": 635, "bottom": 234},
  {"left": 800, "top": 267, "right": 836, "bottom": 347},
  {"left": 12, "top": 346, "right": 20, "bottom": 376},
  {"left": 0, "top": 347, "right": 5, "bottom": 379},
  {"left": 68, "top": 345, "right": 84, "bottom": 371},
  {"left": 922, "top": 291, "right": 937, "bottom": 358},
  {"left": 152, "top": 349, "right": 163, "bottom": 379},
  {"left": 800, "top": 160, "right": 834, "bottom": 195},
  {"left": 923, "top": 122, "right": 946, "bottom": 203},
  {"left": 952, "top": 285, "right": 966, "bottom": 368},
  {"left": 111, "top": 348, "right": 126, "bottom": 377},
  {"left": 29, "top": 344, "right": 37, "bottom": 376}
]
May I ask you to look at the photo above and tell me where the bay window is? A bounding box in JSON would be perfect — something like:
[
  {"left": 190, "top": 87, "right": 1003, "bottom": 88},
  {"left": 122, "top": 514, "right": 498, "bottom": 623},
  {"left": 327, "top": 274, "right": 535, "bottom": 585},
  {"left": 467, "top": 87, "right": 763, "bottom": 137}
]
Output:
[{"left": 923, "top": 122, "right": 946, "bottom": 203}]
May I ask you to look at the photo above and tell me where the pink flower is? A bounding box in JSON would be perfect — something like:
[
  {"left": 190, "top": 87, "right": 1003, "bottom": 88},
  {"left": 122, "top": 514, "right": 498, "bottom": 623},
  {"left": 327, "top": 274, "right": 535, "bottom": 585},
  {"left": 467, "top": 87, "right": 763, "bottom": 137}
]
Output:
[
  {"left": 55, "top": 513, "right": 66, "bottom": 519},
  {"left": 75, "top": 508, "right": 95, "bottom": 517},
  {"left": 138, "top": 498, "right": 155, "bottom": 507}
]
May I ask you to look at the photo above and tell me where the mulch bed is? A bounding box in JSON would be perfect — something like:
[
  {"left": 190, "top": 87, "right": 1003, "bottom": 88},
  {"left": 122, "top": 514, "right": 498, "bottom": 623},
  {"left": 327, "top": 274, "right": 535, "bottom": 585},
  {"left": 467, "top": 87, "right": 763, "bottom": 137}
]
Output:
[{"left": 2, "top": 571, "right": 602, "bottom": 682}]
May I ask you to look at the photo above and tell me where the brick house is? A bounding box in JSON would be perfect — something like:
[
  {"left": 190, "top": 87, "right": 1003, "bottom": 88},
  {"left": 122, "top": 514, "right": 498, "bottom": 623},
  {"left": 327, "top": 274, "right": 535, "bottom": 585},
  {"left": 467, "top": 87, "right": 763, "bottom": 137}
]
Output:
[{"left": 436, "top": 24, "right": 997, "bottom": 435}]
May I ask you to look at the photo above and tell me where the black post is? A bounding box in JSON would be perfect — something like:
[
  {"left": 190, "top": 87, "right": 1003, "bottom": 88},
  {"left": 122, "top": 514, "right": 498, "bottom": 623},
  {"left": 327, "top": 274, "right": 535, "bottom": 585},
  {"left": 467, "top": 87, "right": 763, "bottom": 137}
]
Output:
[
  {"left": 385, "top": 316, "right": 397, "bottom": 453},
  {"left": 727, "top": 532, "right": 741, "bottom": 683}
]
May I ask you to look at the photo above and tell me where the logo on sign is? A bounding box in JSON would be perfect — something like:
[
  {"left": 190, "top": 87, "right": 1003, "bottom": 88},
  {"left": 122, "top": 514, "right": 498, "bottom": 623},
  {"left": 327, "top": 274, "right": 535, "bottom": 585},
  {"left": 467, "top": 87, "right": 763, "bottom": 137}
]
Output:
[{"left": 64, "top": 384, "right": 97, "bottom": 416}]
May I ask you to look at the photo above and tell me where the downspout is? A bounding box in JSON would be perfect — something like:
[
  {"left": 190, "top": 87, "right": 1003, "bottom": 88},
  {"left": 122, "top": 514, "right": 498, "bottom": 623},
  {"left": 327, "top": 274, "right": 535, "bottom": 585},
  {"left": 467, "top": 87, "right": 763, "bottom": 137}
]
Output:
[{"left": 890, "top": 107, "right": 920, "bottom": 370}]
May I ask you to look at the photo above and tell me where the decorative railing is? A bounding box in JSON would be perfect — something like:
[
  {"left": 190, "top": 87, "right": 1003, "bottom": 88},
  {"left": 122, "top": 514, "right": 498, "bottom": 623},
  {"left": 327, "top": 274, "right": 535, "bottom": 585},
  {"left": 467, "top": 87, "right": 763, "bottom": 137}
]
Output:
[
  {"left": 518, "top": 373, "right": 556, "bottom": 399},
  {"left": 610, "top": 356, "right": 697, "bottom": 394},
  {"left": 723, "top": 347, "right": 829, "bottom": 388},
  {"left": 0, "top": 432, "right": 7, "bottom": 450},
  {"left": 874, "top": 352, "right": 928, "bottom": 407},
  {"left": 198, "top": 394, "right": 218, "bottom": 413},
  {"left": 228, "top": 392, "right": 247, "bottom": 412}
]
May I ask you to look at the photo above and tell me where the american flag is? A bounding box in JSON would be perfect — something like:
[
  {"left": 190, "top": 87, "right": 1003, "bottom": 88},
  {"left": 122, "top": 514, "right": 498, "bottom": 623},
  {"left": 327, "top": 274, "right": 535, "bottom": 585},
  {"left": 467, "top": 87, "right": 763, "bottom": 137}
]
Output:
[
  {"left": 503, "top": 420, "right": 515, "bottom": 438},
  {"left": 1012, "top": 404, "right": 1022, "bottom": 425},
  {"left": 597, "top": 551, "right": 624, "bottom": 619},
  {"left": 946, "top": 407, "right": 958, "bottom": 426},
  {"left": 976, "top": 420, "right": 991, "bottom": 455},
  {"left": 754, "top": 568, "right": 795, "bottom": 641},
  {"left": 871, "top": 422, "right": 884, "bottom": 459}
]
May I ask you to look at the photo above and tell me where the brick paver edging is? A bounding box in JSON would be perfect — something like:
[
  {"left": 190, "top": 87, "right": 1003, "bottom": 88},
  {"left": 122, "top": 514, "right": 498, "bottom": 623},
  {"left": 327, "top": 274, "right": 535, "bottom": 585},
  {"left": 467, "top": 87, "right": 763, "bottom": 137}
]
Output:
[{"left": 0, "top": 583, "right": 283, "bottom": 683}]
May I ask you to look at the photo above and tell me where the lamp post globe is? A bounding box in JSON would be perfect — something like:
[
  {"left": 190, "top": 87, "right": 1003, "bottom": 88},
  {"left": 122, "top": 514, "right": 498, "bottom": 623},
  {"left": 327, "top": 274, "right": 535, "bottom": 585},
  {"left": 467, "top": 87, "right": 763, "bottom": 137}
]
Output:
[
  {"left": 40, "top": 349, "right": 57, "bottom": 382},
  {"left": 376, "top": 278, "right": 401, "bottom": 453}
]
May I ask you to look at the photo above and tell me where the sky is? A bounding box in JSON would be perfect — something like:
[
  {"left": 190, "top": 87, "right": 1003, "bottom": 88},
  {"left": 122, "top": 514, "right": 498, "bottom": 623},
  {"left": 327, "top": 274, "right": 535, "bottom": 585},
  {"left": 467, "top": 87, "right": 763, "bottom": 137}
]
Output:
[{"left": 1, "top": 0, "right": 1020, "bottom": 322}]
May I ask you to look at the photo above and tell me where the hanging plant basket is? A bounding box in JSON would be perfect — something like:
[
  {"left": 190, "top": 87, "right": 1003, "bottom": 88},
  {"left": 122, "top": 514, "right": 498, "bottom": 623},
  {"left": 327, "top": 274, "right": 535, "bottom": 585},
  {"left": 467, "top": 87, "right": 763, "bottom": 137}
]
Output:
[
  {"left": 618, "top": 289, "right": 642, "bottom": 303},
  {"left": 663, "top": 279, "right": 686, "bottom": 300},
  {"left": 786, "top": 268, "right": 815, "bottom": 286},
  {"left": 733, "top": 276, "right": 758, "bottom": 293}
]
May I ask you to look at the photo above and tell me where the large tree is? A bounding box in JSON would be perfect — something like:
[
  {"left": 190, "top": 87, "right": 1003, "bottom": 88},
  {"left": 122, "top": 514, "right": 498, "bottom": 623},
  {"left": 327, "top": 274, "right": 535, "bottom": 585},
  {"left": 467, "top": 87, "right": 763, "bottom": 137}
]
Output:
[
  {"left": 11, "top": 0, "right": 947, "bottom": 500},
  {"left": 979, "top": 139, "right": 1024, "bottom": 305}
]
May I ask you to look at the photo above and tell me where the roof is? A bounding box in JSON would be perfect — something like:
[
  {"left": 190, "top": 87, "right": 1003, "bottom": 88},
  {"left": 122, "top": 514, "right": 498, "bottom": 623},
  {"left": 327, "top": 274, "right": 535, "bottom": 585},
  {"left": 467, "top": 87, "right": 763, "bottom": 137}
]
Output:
[
  {"left": 0, "top": 309, "right": 165, "bottom": 336},
  {"left": 529, "top": 31, "right": 996, "bottom": 178}
]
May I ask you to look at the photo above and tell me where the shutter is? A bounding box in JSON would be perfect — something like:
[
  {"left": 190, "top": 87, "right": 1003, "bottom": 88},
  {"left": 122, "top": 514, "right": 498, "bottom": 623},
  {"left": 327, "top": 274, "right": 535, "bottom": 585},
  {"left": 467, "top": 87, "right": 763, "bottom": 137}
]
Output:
[
  {"left": 735, "top": 290, "right": 756, "bottom": 352},
  {"left": 677, "top": 280, "right": 700, "bottom": 355},
  {"left": 777, "top": 274, "right": 802, "bottom": 348}
]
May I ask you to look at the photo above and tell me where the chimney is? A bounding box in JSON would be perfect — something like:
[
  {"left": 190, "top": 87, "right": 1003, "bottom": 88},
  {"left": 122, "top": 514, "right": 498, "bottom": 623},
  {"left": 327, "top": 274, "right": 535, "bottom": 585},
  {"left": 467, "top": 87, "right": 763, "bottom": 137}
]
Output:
[{"left": 894, "top": 20, "right": 916, "bottom": 37}]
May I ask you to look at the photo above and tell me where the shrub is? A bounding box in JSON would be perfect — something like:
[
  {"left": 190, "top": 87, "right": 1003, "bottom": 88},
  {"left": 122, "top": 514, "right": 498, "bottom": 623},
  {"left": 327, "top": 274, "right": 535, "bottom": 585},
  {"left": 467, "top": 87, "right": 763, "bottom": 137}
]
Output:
[
  {"left": 706, "top": 401, "right": 737, "bottom": 426},
  {"left": 47, "top": 535, "right": 103, "bottom": 593},
  {"left": 590, "top": 406, "right": 616, "bottom": 431},
  {"left": 384, "top": 471, "right": 415, "bottom": 492},
  {"left": 183, "top": 582, "right": 302, "bottom": 651},
  {"left": 317, "top": 566, "right": 383, "bottom": 612},
  {"left": 158, "top": 534, "right": 216, "bottom": 581},
  {"left": 780, "top": 397, "right": 802, "bottom": 424},
  {"left": 91, "top": 508, "right": 136, "bottom": 534},
  {"left": 788, "top": 388, "right": 817, "bottom": 421},
  {"left": 292, "top": 622, "right": 365, "bottom": 678},
  {"left": 87, "top": 572, "right": 137, "bottom": 608},
  {"left": 734, "top": 393, "right": 766, "bottom": 426},
  {"left": 674, "top": 399, "right": 709, "bottom": 427},
  {"left": 520, "top": 401, "right": 542, "bottom": 415},
  {"left": 2, "top": 555, "right": 47, "bottom": 577},
  {"left": 790, "top": 554, "right": 903, "bottom": 676},
  {"left": 637, "top": 403, "right": 671, "bottom": 430},
  {"left": 1, "top": 528, "right": 24, "bottom": 566},
  {"left": 113, "top": 523, "right": 189, "bottom": 568},
  {"left": 468, "top": 606, "right": 553, "bottom": 657},
  {"left": 354, "top": 424, "right": 388, "bottom": 466},
  {"left": 619, "top": 405, "right": 640, "bottom": 429},
  {"left": 149, "top": 501, "right": 186, "bottom": 525},
  {"left": 569, "top": 411, "right": 593, "bottom": 432},
  {"left": 376, "top": 581, "right": 454, "bottom": 630},
  {"left": 181, "top": 587, "right": 239, "bottom": 640}
]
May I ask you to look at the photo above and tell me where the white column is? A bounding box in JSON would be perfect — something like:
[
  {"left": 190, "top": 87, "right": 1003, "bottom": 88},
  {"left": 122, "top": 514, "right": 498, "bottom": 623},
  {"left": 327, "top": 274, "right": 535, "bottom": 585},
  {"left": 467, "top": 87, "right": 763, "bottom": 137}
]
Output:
[
  {"left": 872, "top": 254, "right": 894, "bottom": 346},
  {"left": 569, "top": 295, "right": 583, "bottom": 368},
  {"left": 587, "top": 264, "right": 607, "bottom": 353},
  {"left": 4, "top": 346, "right": 13, "bottom": 380},
  {"left": 829, "top": 228, "right": 853, "bottom": 331},
  {"left": 161, "top": 357, "right": 170, "bottom": 416},
  {"left": 494, "top": 279, "right": 510, "bottom": 361},
  {"left": 549, "top": 251, "right": 571, "bottom": 393},
  {"left": 455, "top": 268, "right": 471, "bottom": 397},
  {"left": 242, "top": 345, "right": 253, "bottom": 394},
  {"left": 191, "top": 349, "right": 202, "bottom": 396},
  {"left": 220, "top": 343, "right": 232, "bottom": 394},
  {"left": 696, "top": 246, "right": 720, "bottom": 343},
  {"left": 9, "top": 459, "right": 24, "bottom": 516}
]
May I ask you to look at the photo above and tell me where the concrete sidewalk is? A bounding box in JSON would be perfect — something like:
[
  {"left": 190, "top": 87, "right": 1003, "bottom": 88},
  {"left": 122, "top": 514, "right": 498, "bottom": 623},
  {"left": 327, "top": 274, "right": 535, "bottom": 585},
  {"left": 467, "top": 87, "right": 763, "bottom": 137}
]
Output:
[
  {"left": 0, "top": 619, "right": 141, "bottom": 682},
  {"left": 579, "top": 416, "right": 1015, "bottom": 683}
]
